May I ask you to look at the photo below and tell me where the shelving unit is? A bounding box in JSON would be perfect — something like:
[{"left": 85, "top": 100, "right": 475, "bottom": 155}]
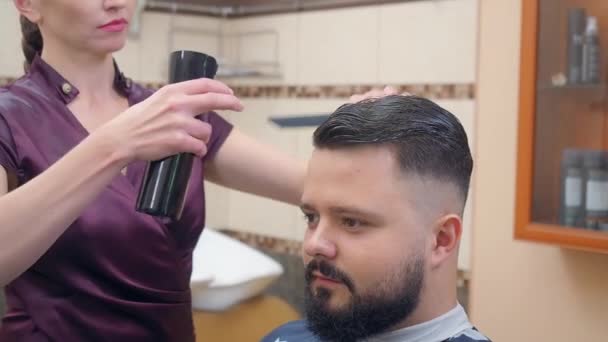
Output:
[{"left": 515, "top": 0, "right": 608, "bottom": 253}]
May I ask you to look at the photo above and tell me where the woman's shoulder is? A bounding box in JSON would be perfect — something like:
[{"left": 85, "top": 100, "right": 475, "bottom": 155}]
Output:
[
  {"left": 0, "top": 77, "right": 33, "bottom": 116},
  {"left": 127, "top": 80, "right": 159, "bottom": 105}
]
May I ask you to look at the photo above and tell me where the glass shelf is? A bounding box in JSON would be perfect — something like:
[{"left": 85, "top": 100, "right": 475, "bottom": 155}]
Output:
[
  {"left": 538, "top": 83, "right": 606, "bottom": 91},
  {"left": 515, "top": 0, "right": 608, "bottom": 253}
]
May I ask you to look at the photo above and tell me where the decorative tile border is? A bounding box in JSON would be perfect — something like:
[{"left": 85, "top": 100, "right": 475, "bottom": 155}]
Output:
[
  {"left": 216, "top": 228, "right": 471, "bottom": 283},
  {"left": 0, "top": 77, "right": 17, "bottom": 86},
  {"left": 217, "top": 228, "right": 302, "bottom": 256},
  {"left": 237, "top": 84, "right": 475, "bottom": 99},
  {"left": 141, "top": 82, "right": 475, "bottom": 100},
  {"left": 1, "top": 76, "right": 474, "bottom": 100}
]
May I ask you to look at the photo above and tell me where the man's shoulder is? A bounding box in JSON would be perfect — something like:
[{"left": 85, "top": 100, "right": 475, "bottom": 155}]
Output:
[
  {"left": 260, "top": 320, "right": 320, "bottom": 342},
  {"left": 260, "top": 321, "right": 491, "bottom": 342},
  {"left": 444, "top": 327, "right": 492, "bottom": 342}
]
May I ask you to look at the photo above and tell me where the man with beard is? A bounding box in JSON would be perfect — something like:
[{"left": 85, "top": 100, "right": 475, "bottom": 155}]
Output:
[{"left": 262, "top": 95, "right": 490, "bottom": 342}]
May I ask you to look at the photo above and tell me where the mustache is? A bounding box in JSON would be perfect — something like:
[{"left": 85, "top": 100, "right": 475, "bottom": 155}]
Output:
[{"left": 305, "top": 259, "right": 355, "bottom": 293}]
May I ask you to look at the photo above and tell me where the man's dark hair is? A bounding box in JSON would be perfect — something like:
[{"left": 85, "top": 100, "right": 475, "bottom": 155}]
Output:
[{"left": 314, "top": 95, "right": 473, "bottom": 204}]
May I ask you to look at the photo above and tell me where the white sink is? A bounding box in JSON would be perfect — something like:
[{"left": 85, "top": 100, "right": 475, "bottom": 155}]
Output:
[{"left": 190, "top": 228, "right": 284, "bottom": 312}]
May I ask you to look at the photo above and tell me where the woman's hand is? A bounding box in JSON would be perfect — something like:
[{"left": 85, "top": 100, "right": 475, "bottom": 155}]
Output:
[
  {"left": 348, "top": 85, "right": 410, "bottom": 103},
  {"left": 96, "top": 78, "right": 243, "bottom": 163}
]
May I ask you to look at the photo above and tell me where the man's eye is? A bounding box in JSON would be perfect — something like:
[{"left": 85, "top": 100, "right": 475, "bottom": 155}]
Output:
[
  {"left": 303, "top": 213, "right": 319, "bottom": 226},
  {"left": 342, "top": 217, "right": 364, "bottom": 229}
]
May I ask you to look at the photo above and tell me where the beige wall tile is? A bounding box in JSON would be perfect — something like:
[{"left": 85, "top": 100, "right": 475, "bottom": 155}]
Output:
[
  {"left": 297, "top": 7, "right": 380, "bottom": 85},
  {"left": 219, "top": 100, "right": 300, "bottom": 240},
  {"left": 379, "top": 0, "right": 478, "bottom": 84},
  {"left": 435, "top": 99, "right": 476, "bottom": 271},
  {"left": 293, "top": 127, "right": 317, "bottom": 240},
  {"left": 1, "top": 1, "right": 479, "bottom": 86},
  {"left": 0, "top": 3, "right": 25, "bottom": 77},
  {"left": 114, "top": 36, "right": 142, "bottom": 80},
  {"left": 220, "top": 14, "right": 299, "bottom": 85},
  {"left": 132, "top": 13, "right": 222, "bottom": 83},
  {"left": 435, "top": 99, "right": 477, "bottom": 152},
  {"left": 204, "top": 180, "right": 231, "bottom": 229},
  {"left": 168, "top": 15, "right": 221, "bottom": 57},
  {"left": 137, "top": 13, "right": 172, "bottom": 82}
]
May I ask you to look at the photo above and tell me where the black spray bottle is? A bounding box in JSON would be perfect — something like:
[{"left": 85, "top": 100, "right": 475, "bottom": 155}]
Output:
[{"left": 136, "top": 50, "right": 218, "bottom": 220}]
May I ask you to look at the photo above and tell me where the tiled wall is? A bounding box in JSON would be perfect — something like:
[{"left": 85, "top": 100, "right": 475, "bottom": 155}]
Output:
[
  {"left": 0, "top": 2, "right": 22, "bottom": 76},
  {"left": 0, "top": 1, "right": 479, "bottom": 85},
  {"left": 199, "top": 0, "right": 480, "bottom": 273},
  {"left": 116, "top": 13, "right": 223, "bottom": 83},
  {"left": 220, "top": 0, "right": 478, "bottom": 86},
  {"left": 205, "top": 97, "right": 477, "bottom": 274},
  {"left": 0, "top": 0, "right": 479, "bottom": 273}
]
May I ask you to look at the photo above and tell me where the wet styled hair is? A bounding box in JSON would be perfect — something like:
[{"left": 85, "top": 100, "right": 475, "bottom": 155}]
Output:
[{"left": 314, "top": 95, "right": 474, "bottom": 205}]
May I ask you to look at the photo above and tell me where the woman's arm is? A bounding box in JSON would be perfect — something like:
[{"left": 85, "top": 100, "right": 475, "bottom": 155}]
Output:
[
  {"left": 0, "top": 137, "right": 128, "bottom": 287},
  {"left": 204, "top": 128, "right": 306, "bottom": 206},
  {"left": 205, "top": 86, "right": 404, "bottom": 206}
]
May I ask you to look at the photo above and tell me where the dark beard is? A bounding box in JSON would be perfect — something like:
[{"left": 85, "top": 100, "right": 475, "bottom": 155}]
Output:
[{"left": 304, "top": 256, "right": 425, "bottom": 342}]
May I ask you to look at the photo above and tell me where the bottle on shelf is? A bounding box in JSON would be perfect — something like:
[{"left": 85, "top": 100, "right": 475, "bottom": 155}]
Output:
[
  {"left": 581, "top": 16, "right": 601, "bottom": 84},
  {"left": 582, "top": 150, "right": 608, "bottom": 230},
  {"left": 560, "top": 149, "right": 584, "bottom": 227},
  {"left": 566, "top": 8, "right": 587, "bottom": 84}
]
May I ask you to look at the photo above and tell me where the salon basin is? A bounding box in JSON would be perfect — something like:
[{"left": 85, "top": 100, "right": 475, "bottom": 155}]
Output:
[{"left": 190, "top": 228, "right": 284, "bottom": 312}]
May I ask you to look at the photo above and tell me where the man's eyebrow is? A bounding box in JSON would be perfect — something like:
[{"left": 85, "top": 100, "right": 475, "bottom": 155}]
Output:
[
  {"left": 300, "top": 203, "right": 383, "bottom": 221},
  {"left": 300, "top": 203, "right": 314, "bottom": 211},
  {"left": 328, "top": 206, "right": 383, "bottom": 221}
]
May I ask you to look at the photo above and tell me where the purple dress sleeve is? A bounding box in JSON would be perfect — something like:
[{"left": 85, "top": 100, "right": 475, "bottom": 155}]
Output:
[
  {"left": 0, "top": 113, "right": 19, "bottom": 173},
  {"left": 199, "top": 111, "right": 233, "bottom": 161}
]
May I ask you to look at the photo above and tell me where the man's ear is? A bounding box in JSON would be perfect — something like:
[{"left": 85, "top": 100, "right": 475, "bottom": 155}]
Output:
[
  {"left": 13, "top": 0, "right": 42, "bottom": 24},
  {"left": 429, "top": 214, "right": 462, "bottom": 269}
]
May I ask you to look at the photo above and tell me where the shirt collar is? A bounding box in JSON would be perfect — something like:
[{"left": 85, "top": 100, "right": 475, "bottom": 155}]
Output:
[
  {"left": 368, "top": 304, "right": 473, "bottom": 342},
  {"left": 28, "top": 54, "right": 133, "bottom": 105}
]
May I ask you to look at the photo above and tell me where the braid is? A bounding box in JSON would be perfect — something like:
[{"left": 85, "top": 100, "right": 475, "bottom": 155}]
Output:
[{"left": 20, "top": 15, "right": 43, "bottom": 71}]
